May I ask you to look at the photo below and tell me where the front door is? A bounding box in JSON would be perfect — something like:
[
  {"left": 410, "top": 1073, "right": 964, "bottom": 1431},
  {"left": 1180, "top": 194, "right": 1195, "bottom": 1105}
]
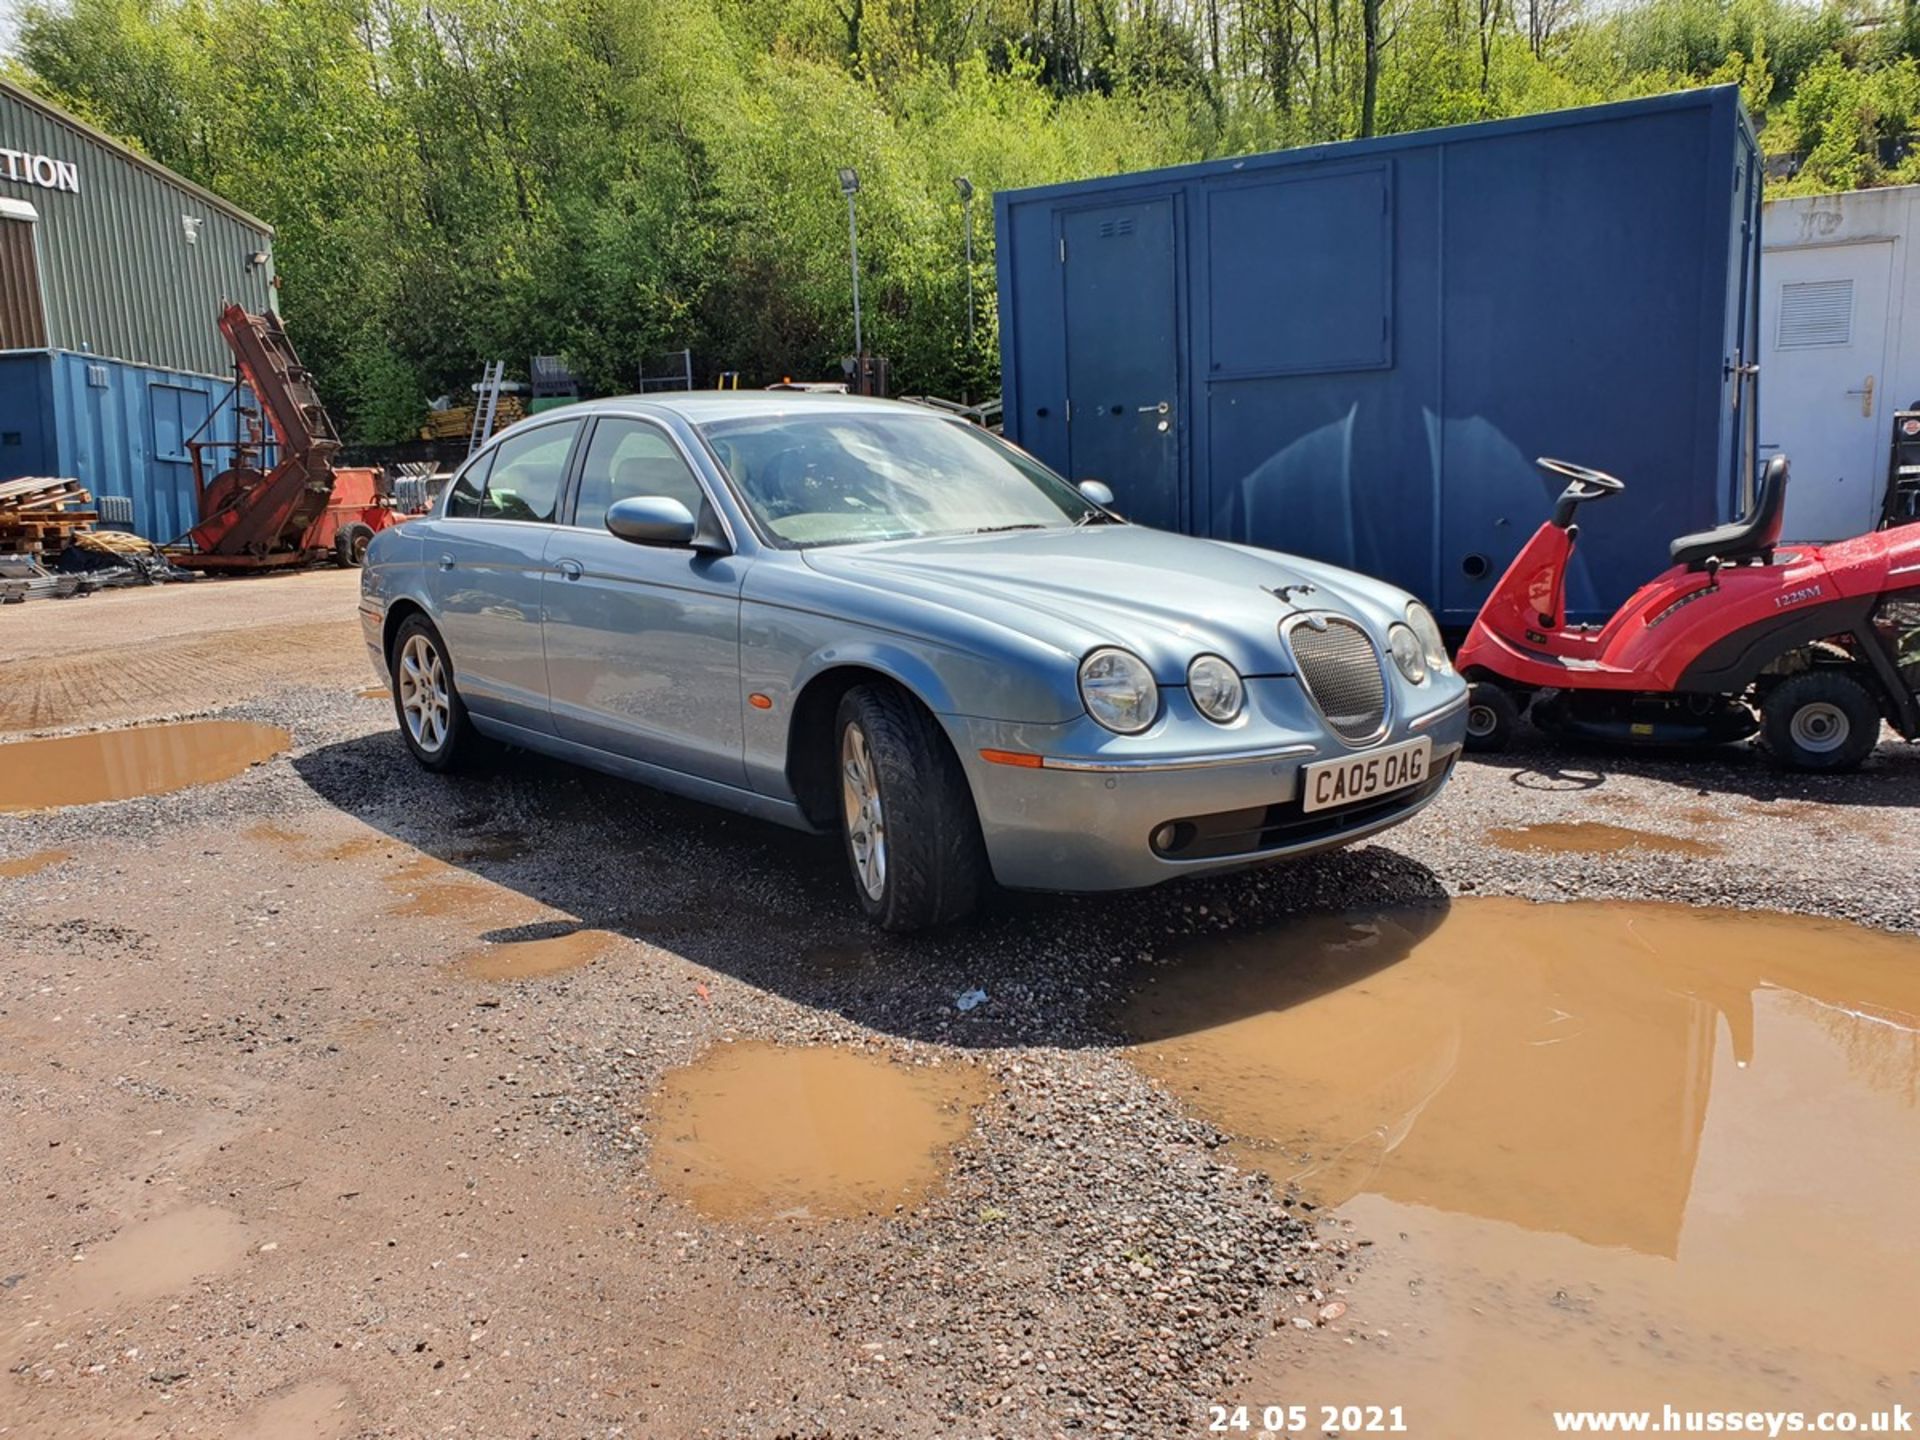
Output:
[
  {"left": 423, "top": 416, "right": 584, "bottom": 734},
  {"left": 542, "top": 415, "right": 746, "bottom": 786},
  {"left": 1758, "top": 240, "right": 1892, "bottom": 541},
  {"left": 1060, "top": 198, "right": 1181, "bottom": 530}
]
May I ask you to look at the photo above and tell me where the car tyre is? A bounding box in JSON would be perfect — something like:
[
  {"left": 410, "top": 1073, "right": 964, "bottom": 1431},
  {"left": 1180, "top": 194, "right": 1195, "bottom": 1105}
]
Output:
[
  {"left": 835, "top": 684, "right": 988, "bottom": 931},
  {"left": 1760, "top": 670, "right": 1881, "bottom": 772},
  {"left": 1464, "top": 682, "right": 1522, "bottom": 753},
  {"left": 391, "top": 615, "right": 488, "bottom": 773}
]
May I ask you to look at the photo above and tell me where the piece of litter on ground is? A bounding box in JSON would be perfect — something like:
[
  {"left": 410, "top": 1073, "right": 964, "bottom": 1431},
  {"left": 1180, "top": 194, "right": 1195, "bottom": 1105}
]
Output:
[{"left": 955, "top": 988, "right": 988, "bottom": 1012}]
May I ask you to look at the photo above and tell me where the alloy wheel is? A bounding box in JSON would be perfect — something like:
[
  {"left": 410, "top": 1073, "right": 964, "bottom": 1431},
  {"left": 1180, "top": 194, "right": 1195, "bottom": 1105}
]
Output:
[
  {"left": 841, "top": 721, "right": 888, "bottom": 901},
  {"left": 398, "top": 633, "right": 452, "bottom": 755}
]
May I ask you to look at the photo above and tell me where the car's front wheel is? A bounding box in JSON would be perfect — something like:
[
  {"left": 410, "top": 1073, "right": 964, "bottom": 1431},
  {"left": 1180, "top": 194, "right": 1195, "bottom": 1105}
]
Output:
[
  {"left": 391, "top": 615, "right": 487, "bottom": 772},
  {"left": 835, "top": 685, "right": 988, "bottom": 931}
]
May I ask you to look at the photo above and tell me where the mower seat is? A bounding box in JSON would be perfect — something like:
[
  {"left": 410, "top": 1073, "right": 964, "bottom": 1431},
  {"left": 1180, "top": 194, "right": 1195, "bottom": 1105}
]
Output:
[{"left": 1668, "top": 455, "right": 1790, "bottom": 568}]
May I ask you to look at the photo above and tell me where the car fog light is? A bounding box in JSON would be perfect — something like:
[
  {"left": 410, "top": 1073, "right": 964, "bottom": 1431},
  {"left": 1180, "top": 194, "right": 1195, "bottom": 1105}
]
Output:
[
  {"left": 1388, "top": 624, "right": 1428, "bottom": 684},
  {"left": 1152, "top": 823, "right": 1179, "bottom": 852},
  {"left": 1187, "top": 654, "right": 1244, "bottom": 723}
]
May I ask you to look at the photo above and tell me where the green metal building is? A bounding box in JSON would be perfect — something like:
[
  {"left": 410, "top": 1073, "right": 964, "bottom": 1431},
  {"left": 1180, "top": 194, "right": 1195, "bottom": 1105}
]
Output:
[{"left": 1, "top": 77, "right": 279, "bottom": 540}]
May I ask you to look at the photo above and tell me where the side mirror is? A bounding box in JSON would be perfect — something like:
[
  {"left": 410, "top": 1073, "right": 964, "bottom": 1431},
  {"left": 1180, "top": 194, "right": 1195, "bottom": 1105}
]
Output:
[
  {"left": 1077, "top": 479, "right": 1115, "bottom": 508},
  {"left": 607, "top": 495, "right": 697, "bottom": 546}
]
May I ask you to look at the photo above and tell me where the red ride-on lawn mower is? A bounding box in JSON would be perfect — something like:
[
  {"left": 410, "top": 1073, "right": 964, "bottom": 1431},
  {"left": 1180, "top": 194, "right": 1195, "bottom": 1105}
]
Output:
[{"left": 1455, "top": 456, "right": 1920, "bottom": 771}]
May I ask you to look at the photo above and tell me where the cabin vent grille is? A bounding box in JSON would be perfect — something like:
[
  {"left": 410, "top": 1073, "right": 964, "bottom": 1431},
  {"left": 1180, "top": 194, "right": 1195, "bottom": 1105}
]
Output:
[{"left": 1778, "top": 279, "right": 1853, "bottom": 349}]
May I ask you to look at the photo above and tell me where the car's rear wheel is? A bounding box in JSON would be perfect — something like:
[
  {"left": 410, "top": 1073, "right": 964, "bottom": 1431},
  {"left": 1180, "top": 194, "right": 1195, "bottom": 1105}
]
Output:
[
  {"left": 835, "top": 684, "right": 987, "bottom": 931},
  {"left": 1760, "top": 670, "right": 1881, "bottom": 772},
  {"left": 391, "top": 615, "right": 486, "bottom": 772}
]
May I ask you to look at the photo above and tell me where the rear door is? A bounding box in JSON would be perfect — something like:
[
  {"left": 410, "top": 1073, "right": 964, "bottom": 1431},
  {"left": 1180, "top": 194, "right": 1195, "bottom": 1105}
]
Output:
[
  {"left": 542, "top": 415, "right": 747, "bottom": 785},
  {"left": 1758, "top": 241, "right": 1893, "bottom": 541},
  {"left": 1060, "top": 198, "right": 1182, "bottom": 530},
  {"left": 424, "top": 417, "right": 583, "bottom": 733}
]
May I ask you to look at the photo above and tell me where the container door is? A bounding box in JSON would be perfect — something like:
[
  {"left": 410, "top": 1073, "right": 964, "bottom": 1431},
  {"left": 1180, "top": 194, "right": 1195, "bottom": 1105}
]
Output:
[
  {"left": 1757, "top": 241, "right": 1892, "bottom": 541},
  {"left": 1059, "top": 199, "right": 1181, "bottom": 530}
]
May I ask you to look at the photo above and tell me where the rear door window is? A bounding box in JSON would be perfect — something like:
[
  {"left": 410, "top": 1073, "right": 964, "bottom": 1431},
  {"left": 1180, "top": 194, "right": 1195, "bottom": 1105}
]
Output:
[
  {"left": 574, "top": 419, "right": 708, "bottom": 532},
  {"left": 477, "top": 421, "right": 581, "bottom": 524}
]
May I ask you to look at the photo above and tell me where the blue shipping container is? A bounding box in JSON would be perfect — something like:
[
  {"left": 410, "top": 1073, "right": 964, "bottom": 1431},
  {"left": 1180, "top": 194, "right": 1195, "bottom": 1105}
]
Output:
[
  {"left": 994, "top": 87, "right": 1763, "bottom": 624},
  {"left": 0, "top": 351, "right": 259, "bottom": 544}
]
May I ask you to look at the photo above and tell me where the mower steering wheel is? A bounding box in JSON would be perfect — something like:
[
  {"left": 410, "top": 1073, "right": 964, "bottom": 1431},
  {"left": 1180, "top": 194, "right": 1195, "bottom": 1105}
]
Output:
[{"left": 1537, "top": 457, "right": 1626, "bottom": 502}]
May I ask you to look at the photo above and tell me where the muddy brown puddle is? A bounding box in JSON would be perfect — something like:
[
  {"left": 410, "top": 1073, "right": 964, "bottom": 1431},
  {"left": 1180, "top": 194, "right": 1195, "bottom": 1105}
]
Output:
[
  {"left": 1124, "top": 898, "right": 1920, "bottom": 1431},
  {"left": 452, "top": 926, "right": 612, "bottom": 980},
  {"left": 0, "top": 720, "right": 288, "bottom": 811},
  {"left": 1486, "top": 821, "right": 1723, "bottom": 857},
  {"left": 0, "top": 849, "right": 70, "bottom": 878},
  {"left": 650, "top": 1042, "right": 990, "bottom": 1222}
]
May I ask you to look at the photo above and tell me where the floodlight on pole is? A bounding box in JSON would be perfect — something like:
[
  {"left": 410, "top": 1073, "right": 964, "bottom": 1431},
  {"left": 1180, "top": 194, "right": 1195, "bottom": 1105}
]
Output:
[{"left": 839, "top": 167, "right": 863, "bottom": 358}]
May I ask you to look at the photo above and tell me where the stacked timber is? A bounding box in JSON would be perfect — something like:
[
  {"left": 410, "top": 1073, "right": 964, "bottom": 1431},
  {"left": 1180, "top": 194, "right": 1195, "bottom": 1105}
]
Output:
[
  {"left": 419, "top": 396, "right": 526, "bottom": 441},
  {"left": 0, "top": 476, "right": 96, "bottom": 560}
]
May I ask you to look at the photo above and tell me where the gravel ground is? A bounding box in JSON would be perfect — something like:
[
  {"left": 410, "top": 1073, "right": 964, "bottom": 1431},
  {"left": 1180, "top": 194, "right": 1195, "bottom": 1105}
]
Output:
[{"left": 1, "top": 576, "right": 1916, "bottom": 1438}]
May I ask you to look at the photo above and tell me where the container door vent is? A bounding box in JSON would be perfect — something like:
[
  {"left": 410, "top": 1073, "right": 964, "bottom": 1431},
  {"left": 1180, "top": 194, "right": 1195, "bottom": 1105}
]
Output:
[
  {"left": 1777, "top": 279, "right": 1853, "bottom": 349},
  {"left": 1097, "top": 217, "right": 1135, "bottom": 238},
  {"left": 99, "top": 495, "right": 135, "bottom": 526}
]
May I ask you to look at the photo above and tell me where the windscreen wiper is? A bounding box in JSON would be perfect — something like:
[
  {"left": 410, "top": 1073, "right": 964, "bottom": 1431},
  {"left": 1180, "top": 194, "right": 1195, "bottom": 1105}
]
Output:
[{"left": 969, "top": 523, "right": 1050, "bottom": 535}]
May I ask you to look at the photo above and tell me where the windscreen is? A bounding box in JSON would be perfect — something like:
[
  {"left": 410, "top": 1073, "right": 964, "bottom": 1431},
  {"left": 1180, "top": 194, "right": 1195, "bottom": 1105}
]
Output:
[{"left": 696, "top": 411, "right": 1100, "bottom": 546}]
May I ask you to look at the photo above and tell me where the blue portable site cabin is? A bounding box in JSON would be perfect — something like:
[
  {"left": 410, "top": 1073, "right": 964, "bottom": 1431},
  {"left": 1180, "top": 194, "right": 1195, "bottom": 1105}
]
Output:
[
  {"left": 994, "top": 87, "right": 1763, "bottom": 624},
  {"left": 0, "top": 78, "right": 277, "bottom": 544}
]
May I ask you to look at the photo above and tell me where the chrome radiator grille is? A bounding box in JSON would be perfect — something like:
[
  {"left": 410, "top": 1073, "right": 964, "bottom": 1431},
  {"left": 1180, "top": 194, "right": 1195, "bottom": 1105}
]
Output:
[{"left": 1287, "top": 616, "right": 1387, "bottom": 741}]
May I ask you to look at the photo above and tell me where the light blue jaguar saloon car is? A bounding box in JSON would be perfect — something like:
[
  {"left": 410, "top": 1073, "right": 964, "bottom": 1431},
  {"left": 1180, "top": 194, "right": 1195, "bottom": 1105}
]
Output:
[{"left": 360, "top": 394, "right": 1468, "bottom": 930}]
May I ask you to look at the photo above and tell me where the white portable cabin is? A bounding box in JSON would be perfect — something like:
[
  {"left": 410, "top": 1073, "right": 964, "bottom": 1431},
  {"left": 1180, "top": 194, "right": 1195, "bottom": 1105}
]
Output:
[{"left": 1760, "top": 184, "right": 1920, "bottom": 540}]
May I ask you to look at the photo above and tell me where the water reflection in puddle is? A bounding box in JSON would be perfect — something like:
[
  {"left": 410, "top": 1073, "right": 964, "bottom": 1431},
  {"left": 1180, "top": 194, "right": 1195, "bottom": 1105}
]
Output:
[
  {"left": 650, "top": 1041, "right": 989, "bottom": 1222},
  {"left": 0, "top": 720, "right": 288, "bottom": 811},
  {"left": 1486, "top": 821, "right": 1723, "bottom": 858},
  {"left": 1123, "top": 898, "right": 1920, "bottom": 1431}
]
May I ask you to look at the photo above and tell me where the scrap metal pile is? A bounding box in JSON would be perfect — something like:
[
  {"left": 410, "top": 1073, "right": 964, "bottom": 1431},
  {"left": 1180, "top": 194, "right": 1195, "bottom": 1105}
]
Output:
[{"left": 0, "top": 475, "right": 189, "bottom": 602}]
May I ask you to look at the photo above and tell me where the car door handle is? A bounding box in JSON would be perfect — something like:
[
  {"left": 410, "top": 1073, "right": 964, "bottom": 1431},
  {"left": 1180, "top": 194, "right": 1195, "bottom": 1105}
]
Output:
[
  {"left": 437, "top": 553, "right": 455, "bottom": 571},
  {"left": 556, "top": 559, "right": 583, "bottom": 581}
]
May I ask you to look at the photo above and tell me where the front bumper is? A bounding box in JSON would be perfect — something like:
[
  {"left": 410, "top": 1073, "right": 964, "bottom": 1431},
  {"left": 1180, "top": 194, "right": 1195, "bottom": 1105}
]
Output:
[{"left": 948, "top": 678, "right": 1469, "bottom": 892}]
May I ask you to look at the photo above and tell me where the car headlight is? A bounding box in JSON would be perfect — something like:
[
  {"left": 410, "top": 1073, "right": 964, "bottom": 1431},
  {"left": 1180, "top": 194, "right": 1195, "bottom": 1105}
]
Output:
[
  {"left": 1079, "top": 648, "right": 1159, "bottom": 734},
  {"left": 1406, "top": 602, "right": 1451, "bottom": 675},
  {"left": 1388, "top": 624, "right": 1428, "bottom": 684},
  {"left": 1187, "top": 654, "right": 1244, "bottom": 723}
]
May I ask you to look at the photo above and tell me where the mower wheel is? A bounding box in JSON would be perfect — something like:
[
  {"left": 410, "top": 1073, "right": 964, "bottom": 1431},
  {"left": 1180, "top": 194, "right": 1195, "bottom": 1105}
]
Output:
[
  {"left": 1464, "top": 682, "right": 1522, "bottom": 753},
  {"left": 335, "top": 524, "right": 375, "bottom": 568},
  {"left": 1760, "top": 670, "right": 1882, "bottom": 772}
]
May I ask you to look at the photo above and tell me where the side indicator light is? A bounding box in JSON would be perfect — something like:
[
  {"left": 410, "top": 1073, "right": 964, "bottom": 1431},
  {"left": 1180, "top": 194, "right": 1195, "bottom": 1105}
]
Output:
[
  {"left": 979, "top": 748, "right": 1043, "bottom": 768},
  {"left": 748, "top": 693, "right": 774, "bottom": 710}
]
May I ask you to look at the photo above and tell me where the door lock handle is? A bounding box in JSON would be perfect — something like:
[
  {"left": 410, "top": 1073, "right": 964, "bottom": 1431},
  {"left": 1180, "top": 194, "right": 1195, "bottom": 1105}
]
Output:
[
  {"left": 1846, "top": 375, "right": 1876, "bottom": 416},
  {"left": 556, "top": 559, "right": 584, "bottom": 581},
  {"left": 437, "top": 553, "right": 455, "bottom": 571},
  {"left": 1137, "top": 402, "right": 1171, "bottom": 415}
]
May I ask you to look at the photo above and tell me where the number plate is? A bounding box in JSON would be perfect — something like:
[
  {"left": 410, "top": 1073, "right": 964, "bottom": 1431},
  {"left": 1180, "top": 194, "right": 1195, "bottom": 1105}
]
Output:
[{"left": 1300, "top": 737, "right": 1433, "bottom": 814}]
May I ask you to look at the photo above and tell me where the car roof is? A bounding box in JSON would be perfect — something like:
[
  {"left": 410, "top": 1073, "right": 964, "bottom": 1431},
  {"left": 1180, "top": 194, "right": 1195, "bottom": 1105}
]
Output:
[{"left": 576, "top": 392, "right": 942, "bottom": 425}]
